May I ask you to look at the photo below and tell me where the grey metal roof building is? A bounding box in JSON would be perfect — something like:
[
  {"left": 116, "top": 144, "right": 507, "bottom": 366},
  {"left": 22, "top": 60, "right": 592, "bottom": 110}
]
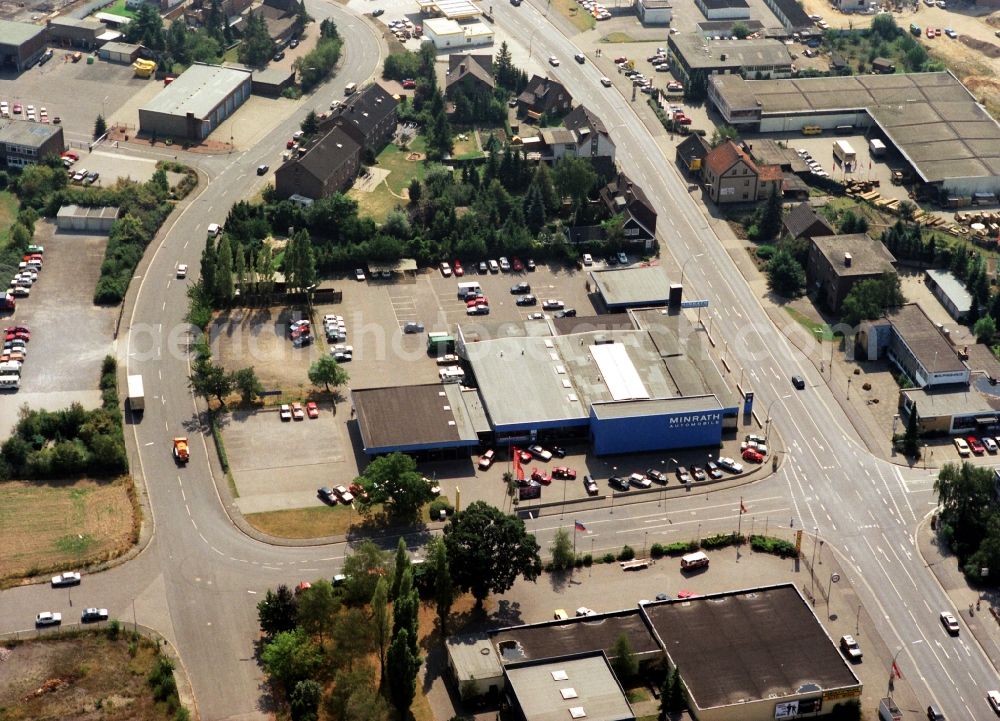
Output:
[
  {"left": 925, "top": 268, "right": 973, "bottom": 321},
  {"left": 0, "top": 19, "right": 48, "bottom": 72},
  {"left": 138, "top": 63, "right": 252, "bottom": 141},
  {"left": 667, "top": 35, "right": 793, "bottom": 85},
  {"left": 590, "top": 266, "right": 673, "bottom": 309},
  {"left": 708, "top": 71, "right": 1000, "bottom": 196}
]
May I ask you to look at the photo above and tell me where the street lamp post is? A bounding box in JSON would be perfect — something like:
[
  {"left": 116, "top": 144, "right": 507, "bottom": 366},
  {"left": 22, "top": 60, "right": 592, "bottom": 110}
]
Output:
[
  {"left": 764, "top": 394, "right": 792, "bottom": 444},
  {"left": 847, "top": 376, "right": 852, "bottom": 400},
  {"left": 810, "top": 526, "right": 820, "bottom": 603},
  {"left": 679, "top": 253, "right": 704, "bottom": 287}
]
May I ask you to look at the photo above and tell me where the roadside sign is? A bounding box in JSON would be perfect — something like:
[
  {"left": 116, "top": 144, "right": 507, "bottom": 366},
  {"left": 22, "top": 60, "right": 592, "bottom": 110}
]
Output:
[
  {"left": 259, "top": 390, "right": 282, "bottom": 396},
  {"left": 681, "top": 299, "right": 710, "bottom": 309},
  {"left": 831, "top": 573, "right": 840, "bottom": 583}
]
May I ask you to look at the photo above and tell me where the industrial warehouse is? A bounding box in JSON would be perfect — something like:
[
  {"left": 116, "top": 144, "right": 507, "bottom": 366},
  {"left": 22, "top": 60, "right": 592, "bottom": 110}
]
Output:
[
  {"left": 447, "top": 584, "right": 863, "bottom": 721},
  {"left": 138, "top": 63, "right": 253, "bottom": 141},
  {"left": 352, "top": 304, "right": 738, "bottom": 458},
  {"left": 707, "top": 71, "right": 1000, "bottom": 197}
]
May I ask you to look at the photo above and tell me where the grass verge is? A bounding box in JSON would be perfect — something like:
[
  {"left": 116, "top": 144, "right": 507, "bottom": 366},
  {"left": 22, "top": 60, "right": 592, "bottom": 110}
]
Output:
[
  {"left": 784, "top": 306, "right": 835, "bottom": 341},
  {"left": 601, "top": 32, "right": 637, "bottom": 42},
  {"left": 0, "top": 190, "right": 19, "bottom": 250},
  {"left": 246, "top": 505, "right": 356, "bottom": 538},
  {"left": 0, "top": 478, "right": 137, "bottom": 587}
]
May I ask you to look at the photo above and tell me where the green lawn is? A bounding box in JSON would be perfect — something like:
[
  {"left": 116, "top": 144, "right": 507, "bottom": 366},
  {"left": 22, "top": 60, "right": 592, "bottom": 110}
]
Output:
[
  {"left": 351, "top": 135, "right": 428, "bottom": 222},
  {"left": 0, "top": 191, "right": 18, "bottom": 250},
  {"left": 550, "top": 0, "right": 596, "bottom": 32},
  {"left": 601, "top": 32, "right": 638, "bottom": 43},
  {"left": 785, "top": 306, "right": 836, "bottom": 341},
  {"left": 452, "top": 129, "right": 484, "bottom": 160},
  {"left": 99, "top": 0, "right": 137, "bottom": 19},
  {"left": 223, "top": 46, "right": 241, "bottom": 64}
]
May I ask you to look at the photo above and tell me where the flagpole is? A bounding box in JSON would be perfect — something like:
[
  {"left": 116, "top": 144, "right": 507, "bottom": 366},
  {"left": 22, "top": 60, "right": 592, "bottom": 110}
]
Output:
[{"left": 737, "top": 496, "right": 743, "bottom": 540}]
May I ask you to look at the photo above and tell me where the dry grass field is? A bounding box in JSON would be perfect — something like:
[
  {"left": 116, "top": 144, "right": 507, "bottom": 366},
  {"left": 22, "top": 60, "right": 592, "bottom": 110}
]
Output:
[
  {"left": 0, "top": 479, "right": 138, "bottom": 586},
  {"left": 0, "top": 633, "right": 175, "bottom": 721}
]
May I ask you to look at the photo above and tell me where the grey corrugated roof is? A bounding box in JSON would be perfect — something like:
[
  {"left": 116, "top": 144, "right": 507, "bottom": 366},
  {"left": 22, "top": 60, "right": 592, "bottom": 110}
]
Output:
[
  {"left": 141, "top": 63, "right": 250, "bottom": 119},
  {"left": 0, "top": 19, "right": 45, "bottom": 45},
  {"left": 0, "top": 120, "right": 62, "bottom": 147},
  {"left": 926, "top": 269, "right": 972, "bottom": 314}
]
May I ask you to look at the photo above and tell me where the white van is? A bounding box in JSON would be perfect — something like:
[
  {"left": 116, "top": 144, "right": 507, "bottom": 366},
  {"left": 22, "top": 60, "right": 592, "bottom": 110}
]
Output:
[
  {"left": 0, "top": 375, "right": 20, "bottom": 389},
  {"left": 488, "top": 259, "right": 499, "bottom": 273},
  {"left": 344, "top": 82, "right": 357, "bottom": 95},
  {"left": 0, "top": 361, "right": 22, "bottom": 375},
  {"left": 207, "top": 223, "right": 221, "bottom": 237},
  {"left": 457, "top": 282, "right": 482, "bottom": 299},
  {"left": 680, "top": 551, "right": 709, "bottom": 570}
]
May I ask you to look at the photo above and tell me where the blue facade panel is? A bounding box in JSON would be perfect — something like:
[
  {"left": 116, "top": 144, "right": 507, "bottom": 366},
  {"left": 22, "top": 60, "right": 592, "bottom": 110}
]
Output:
[
  {"left": 589, "top": 408, "right": 723, "bottom": 456},
  {"left": 364, "top": 438, "right": 479, "bottom": 456}
]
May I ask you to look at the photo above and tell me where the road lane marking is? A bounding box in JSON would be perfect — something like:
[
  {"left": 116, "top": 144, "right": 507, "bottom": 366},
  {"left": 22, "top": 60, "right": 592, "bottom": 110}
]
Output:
[
  {"left": 190, "top": 517, "right": 197, "bottom": 530},
  {"left": 180, "top": 488, "right": 186, "bottom": 502}
]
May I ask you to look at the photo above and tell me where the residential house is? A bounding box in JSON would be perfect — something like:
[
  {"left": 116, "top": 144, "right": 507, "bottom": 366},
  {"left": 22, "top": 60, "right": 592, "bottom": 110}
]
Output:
[
  {"left": 806, "top": 233, "right": 897, "bottom": 312},
  {"left": 702, "top": 140, "right": 780, "bottom": 204},
  {"left": 783, "top": 202, "right": 835, "bottom": 242},
  {"left": 254, "top": 0, "right": 298, "bottom": 44},
  {"left": 446, "top": 53, "right": 495, "bottom": 99},
  {"left": 274, "top": 126, "right": 361, "bottom": 200},
  {"left": 562, "top": 105, "right": 615, "bottom": 162},
  {"left": 517, "top": 75, "right": 572, "bottom": 120},
  {"left": 599, "top": 172, "right": 658, "bottom": 250},
  {"left": 675, "top": 134, "right": 711, "bottom": 175},
  {"left": 322, "top": 83, "right": 399, "bottom": 156}
]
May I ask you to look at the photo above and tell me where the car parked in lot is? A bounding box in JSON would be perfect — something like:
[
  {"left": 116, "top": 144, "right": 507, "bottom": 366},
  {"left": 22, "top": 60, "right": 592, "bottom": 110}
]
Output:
[
  {"left": 691, "top": 466, "right": 707, "bottom": 482},
  {"left": 742, "top": 448, "right": 764, "bottom": 463},
  {"left": 51, "top": 571, "right": 81, "bottom": 587},
  {"left": 940, "top": 610, "right": 960, "bottom": 635},
  {"left": 440, "top": 261, "right": 452, "bottom": 276},
  {"left": 645, "top": 468, "right": 667, "bottom": 484},
  {"left": 675, "top": 465, "right": 691, "bottom": 483},
  {"left": 36, "top": 612, "right": 62, "bottom": 626},
  {"left": 954, "top": 437, "right": 970, "bottom": 456},
  {"left": 517, "top": 449, "right": 533, "bottom": 464},
  {"left": 478, "top": 449, "right": 496, "bottom": 469},
  {"left": 968, "top": 436, "right": 985, "bottom": 455},
  {"left": 510, "top": 282, "right": 531, "bottom": 294},
  {"left": 279, "top": 404, "right": 292, "bottom": 421},
  {"left": 542, "top": 299, "right": 564, "bottom": 310},
  {"left": 516, "top": 294, "right": 537, "bottom": 306},
  {"left": 453, "top": 260, "right": 464, "bottom": 276},
  {"left": 530, "top": 468, "right": 552, "bottom": 484},
  {"left": 318, "top": 486, "right": 337, "bottom": 504},
  {"left": 985, "top": 437, "right": 999, "bottom": 453},
  {"left": 81, "top": 608, "right": 109, "bottom": 623},
  {"left": 706, "top": 461, "right": 723, "bottom": 479},
  {"left": 552, "top": 466, "right": 576, "bottom": 480},
  {"left": 628, "top": 472, "right": 652, "bottom": 489},
  {"left": 583, "top": 475, "right": 599, "bottom": 495},
  {"left": 528, "top": 444, "right": 553, "bottom": 461},
  {"left": 334, "top": 485, "right": 354, "bottom": 504},
  {"left": 609, "top": 475, "right": 629, "bottom": 491}
]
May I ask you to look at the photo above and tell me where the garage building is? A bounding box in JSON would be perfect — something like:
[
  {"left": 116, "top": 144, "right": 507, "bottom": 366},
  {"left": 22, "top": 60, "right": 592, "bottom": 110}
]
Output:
[
  {"left": 47, "top": 17, "right": 104, "bottom": 49},
  {"left": 636, "top": 0, "right": 672, "bottom": 25},
  {"left": 138, "top": 63, "right": 252, "bottom": 141},
  {"left": 56, "top": 204, "right": 120, "bottom": 232},
  {"left": 423, "top": 17, "right": 494, "bottom": 50},
  {"left": 98, "top": 41, "right": 142, "bottom": 63},
  {"left": 0, "top": 19, "right": 48, "bottom": 72}
]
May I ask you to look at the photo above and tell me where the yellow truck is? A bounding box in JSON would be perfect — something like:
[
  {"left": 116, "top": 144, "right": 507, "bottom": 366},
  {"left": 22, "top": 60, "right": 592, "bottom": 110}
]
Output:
[{"left": 132, "top": 59, "right": 156, "bottom": 78}]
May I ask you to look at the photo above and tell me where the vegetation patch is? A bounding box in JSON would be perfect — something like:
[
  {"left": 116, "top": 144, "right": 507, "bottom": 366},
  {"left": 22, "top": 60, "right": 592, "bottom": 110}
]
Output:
[
  {"left": 0, "top": 478, "right": 136, "bottom": 585},
  {"left": 551, "top": 0, "right": 596, "bottom": 32},
  {"left": 0, "top": 632, "right": 187, "bottom": 721},
  {"left": 0, "top": 189, "right": 20, "bottom": 250},
  {"left": 246, "top": 505, "right": 357, "bottom": 539},
  {"left": 600, "top": 32, "right": 637, "bottom": 43}
]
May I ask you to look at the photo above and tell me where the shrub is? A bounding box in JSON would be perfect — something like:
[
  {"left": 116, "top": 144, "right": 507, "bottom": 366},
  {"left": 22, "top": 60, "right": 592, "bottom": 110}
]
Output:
[
  {"left": 617, "top": 545, "right": 635, "bottom": 561},
  {"left": 755, "top": 244, "right": 776, "bottom": 260},
  {"left": 210, "top": 413, "right": 228, "bottom": 472},
  {"left": 106, "top": 619, "right": 121, "bottom": 640},
  {"left": 602, "top": 552, "right": 616, "bottom": 564},
  {"left": 582, "top": 554, "right": 593, "bottom": 566},
  {"left": 700, "top": 532, "right": 742, "bottom": 550},
  {"left": 749, "top": 535, "right": 798, "bottom": 558},
  {"left": 429, "top": 497, "right": 454, "bottom": 520},
  {"left": 663, "top": 541, "right": 698, "bottom": 556},
  {"left": 650, "top": 543, "right": 665, "bottom": 559}
]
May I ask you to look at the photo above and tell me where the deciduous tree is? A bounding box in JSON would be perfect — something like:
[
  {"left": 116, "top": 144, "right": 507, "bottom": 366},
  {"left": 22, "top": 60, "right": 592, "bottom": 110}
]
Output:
[
  {"left": 443, "top": 501, "right": 542, "bottom": 607},
  {"left": 765, "top": 248, "right": 805, "bottom": 298},
  {"left": 307, "top": 356, "right": 349, "bottom": 393},
  {"left": 352, "top": 452, "right": 435, "bottom": 521},
  {"left": 260, "top": 628, "right": 322, "bottom": 692}
]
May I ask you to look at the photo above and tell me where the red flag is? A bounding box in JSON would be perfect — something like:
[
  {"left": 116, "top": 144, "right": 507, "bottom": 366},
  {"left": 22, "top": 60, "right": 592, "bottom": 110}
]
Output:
[
  {"left": 892, "top": 661, "right": 902, "bottom": 679},
  {"left": 575, "top": 520, "right": 587, "bottom": 532},
  {"left": 740, "top": 501, "right": 747, "bottom": 514}
]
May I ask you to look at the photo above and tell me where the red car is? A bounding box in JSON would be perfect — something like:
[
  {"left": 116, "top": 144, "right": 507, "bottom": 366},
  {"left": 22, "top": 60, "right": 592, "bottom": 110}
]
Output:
[
  {"left": 512, "top": 258, "right": 524, "bottom": 272},
  {"left": 613, "top": 56, "right": 627, "bottom": 63},
  {"left": 517, "top": 449, "right": 533, "bottom": 465},
  {"left": 530, "top": 468, "right": 552, "bottom": 485},
  {"left": 676, "top": 115, "right": 692, "bottom": 125},
  {"left": 402, "top": 78, "right": 416, "bottom": 89},
  {"left": 306, "top": 401, "right": 319, "bottom": 418},
  {"left": 552, "top": 466, "right": 576, "bottom": 480},
  {"left": 742, "top": 448, "right": 764, "bottom": 463},
  {"left": 286, "top": 139, "right": 296, "bottom": 149},
  {"left": 676, "top": 590, "right": 698, "bottom": 599},
  {"left": 5, "top": 326, "right": 29, "bottom": 336},
  {"left": 453, "top": 260, "right": 464, "bottom": 277},
  {"left": 12, "top": 103, "right": 21, "bottom": 114},
  {"left": 968, "top": 436, "right": 986, "bottom": 455}
]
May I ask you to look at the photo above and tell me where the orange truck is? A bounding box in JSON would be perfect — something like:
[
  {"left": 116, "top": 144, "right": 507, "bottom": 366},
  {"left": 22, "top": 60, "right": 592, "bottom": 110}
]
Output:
[{"left": 172, "top": 437, "right": 189, "bottom": 463}]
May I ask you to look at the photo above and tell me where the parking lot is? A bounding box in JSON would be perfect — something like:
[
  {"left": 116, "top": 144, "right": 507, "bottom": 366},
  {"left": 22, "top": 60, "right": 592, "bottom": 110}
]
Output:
[
  {"left": 0, "top": 222, "right": 115, "bottom": 436},
  {"left": 67, "top": 150, "right": 186, "bottom": 187},
  {"left": 222, "top": 403, "right": 358, "bottom": 515},
  {"left": 0, "top": 58, "right": 148, "bottom": 150}
]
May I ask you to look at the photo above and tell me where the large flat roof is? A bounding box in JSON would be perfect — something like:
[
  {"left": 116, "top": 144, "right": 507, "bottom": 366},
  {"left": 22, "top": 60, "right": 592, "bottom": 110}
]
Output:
[
  {"left": 0, "top": 120, "right": 61, "bottom": 147},
  {"left": 812, "top": 233, "right": 896, "bottom": 277},
  {"left": 141, "top": 63, "right": 250, "bottom": 120},
  {"left": 491, "top": 610, "right": 661, "bottom": 664},
  {"left": 709, "top": 71, "right": 1000, "bottom": 185},
  {"left": 902, "top": 384, "right": 1000, "bottom": 419},
  {"left": 643, "top": 584, "right": 861, "bottom": 711},
  {"left": 591, "top": 395, "right": 724, "bottom": 420},
  {"left": 591, "top": 266, "right": 673, "bottom": 308},
  {"left": 505, "top": 654, "right": 634, "bottom": 721},
  {"left": 0, "top": 19, "right": 44, "bottom": 46},
  {"left": 886, "top": 303, "right": 967, "bottom": 375},
  {"left": 670, "top": 34, "right": 792, "bottom": 71},
  {"left": 351, "top": 383, "right": 480, "bottom": 453}
]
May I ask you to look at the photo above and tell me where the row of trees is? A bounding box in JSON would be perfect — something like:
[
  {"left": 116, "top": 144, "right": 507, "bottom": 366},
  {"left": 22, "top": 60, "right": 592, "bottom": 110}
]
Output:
[
  {"left": 296, "top": 19, "right": 341, "bottom": 93},
  {"left": 935, "top": 462, "right": 1000, "bottom": 580}
]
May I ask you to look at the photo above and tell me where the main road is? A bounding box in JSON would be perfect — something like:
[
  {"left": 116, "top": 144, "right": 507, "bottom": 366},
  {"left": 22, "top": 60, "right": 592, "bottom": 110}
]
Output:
[{"left": 486, "top": 0, "right": 999, "bottom": 717}]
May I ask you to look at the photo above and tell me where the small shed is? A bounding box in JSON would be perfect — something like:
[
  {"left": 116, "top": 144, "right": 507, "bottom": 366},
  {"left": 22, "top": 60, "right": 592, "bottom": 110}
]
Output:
[
  {"left": 56, "top": 205, "right": 120, "bottom": 232},
  {"left": 99, "top": 41, "right": 142, "bottom": 64},
  {"left": 446, "top": 633, "right": 503, "bottom": 700}
]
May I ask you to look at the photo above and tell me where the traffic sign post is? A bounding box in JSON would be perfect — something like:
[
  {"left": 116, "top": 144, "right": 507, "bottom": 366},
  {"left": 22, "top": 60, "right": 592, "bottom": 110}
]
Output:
[{"left": 681, "top": 299, "right": 710, "bottom": 309}]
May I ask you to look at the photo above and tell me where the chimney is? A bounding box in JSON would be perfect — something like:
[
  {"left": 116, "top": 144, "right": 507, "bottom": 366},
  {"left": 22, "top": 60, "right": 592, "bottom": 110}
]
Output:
[
  {"left": 460, "top": 63, "right": 466, "bottom": 73},
  {"left": 844, "top": 252, "right": 852, "bottom": 268}
]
